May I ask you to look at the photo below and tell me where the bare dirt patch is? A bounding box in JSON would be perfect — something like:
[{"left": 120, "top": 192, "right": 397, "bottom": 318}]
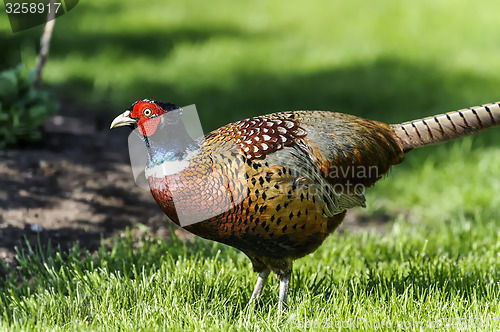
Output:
[{"left": 0, "top": 103, "right": 194, "bottom": 267}]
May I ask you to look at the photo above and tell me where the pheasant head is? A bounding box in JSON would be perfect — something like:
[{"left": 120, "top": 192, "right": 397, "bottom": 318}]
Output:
[{"left": 110, "top": 99, "right": 199, "bottom": 166}]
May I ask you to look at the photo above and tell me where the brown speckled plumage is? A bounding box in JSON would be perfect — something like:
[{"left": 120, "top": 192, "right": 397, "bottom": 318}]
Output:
[
  {"left": 111, "top": 100, "right": 500, "bottom": 310},
  {"left": 147, "top": 111, "right": 404, "bottom": 269}
]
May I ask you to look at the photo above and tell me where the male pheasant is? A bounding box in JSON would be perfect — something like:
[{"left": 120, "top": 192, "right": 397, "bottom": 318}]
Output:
[{"left": 111, "top": 100, "right": 499, "bottom": 310}]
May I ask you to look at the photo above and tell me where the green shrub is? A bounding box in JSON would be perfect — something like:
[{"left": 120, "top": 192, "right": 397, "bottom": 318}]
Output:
[{"left": 0, "top": 65, "right": 56, "bottom": 147}]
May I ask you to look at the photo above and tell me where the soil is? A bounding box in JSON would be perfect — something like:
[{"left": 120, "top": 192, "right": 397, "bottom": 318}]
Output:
[
  {"left": 0, "top": 102, "right": 196, "bottom": 268},
  {"left": 0, "top": 103, "right": 389, "bottom": 268}
]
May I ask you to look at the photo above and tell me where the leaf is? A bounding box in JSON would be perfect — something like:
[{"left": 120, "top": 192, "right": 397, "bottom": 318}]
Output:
[
  {"left": 0, "top": 64, "right": 56, "bottom": 147},
  {"left": 0, "top": 68, "right": 20, "bottom": 101}
]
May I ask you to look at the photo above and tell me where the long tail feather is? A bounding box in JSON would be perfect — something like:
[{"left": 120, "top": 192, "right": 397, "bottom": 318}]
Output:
[{"left": 392, "top": 102, "right": 500, "bottom": 151}]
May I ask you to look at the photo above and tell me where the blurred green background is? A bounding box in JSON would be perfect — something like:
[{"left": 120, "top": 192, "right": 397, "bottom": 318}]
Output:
[{"left": 1, "top": 0, "right": 499, "bottom": 221}]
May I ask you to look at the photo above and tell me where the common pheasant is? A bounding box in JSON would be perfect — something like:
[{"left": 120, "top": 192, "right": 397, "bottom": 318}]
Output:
[{"left": 111, "top": 100, "right": 499, "bottom": 310}]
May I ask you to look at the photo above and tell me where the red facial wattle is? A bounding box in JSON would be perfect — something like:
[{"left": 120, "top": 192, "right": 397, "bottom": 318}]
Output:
[{"left": 138, "top": 117, "right": 161, "bottom": 136}]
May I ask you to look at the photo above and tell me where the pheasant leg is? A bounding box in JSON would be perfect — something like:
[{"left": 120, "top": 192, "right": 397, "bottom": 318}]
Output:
[
  {"left": 278, "top": 271, "right": 291, "bottom": 311},
  {"left": 248, "top": 269, "right": 270, "bottom": 307}
]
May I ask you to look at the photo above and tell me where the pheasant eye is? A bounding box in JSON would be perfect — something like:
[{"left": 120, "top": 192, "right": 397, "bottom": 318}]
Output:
[{"left": 143, "top": 108, "right": 152, "bottom": 117}]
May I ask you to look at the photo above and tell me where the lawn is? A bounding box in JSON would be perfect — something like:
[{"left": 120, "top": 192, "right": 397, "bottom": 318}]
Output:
[
  {"left": 1, "top": 222, "right": 500, "bottom": 330},
  {"left": 1, "top": 0, "right": 500, "bottom": 330}
]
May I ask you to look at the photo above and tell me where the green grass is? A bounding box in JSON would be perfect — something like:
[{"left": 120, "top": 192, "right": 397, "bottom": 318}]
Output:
[
  {"left": 1, "top": 222, "right": 500, "bottom": 331},
  {"left": 1, "top": 0, "right": 500, "bottom": 330}
]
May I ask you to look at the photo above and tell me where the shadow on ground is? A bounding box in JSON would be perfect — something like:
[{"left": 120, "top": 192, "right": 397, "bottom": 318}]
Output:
[{"left": 0, "top": 104, "right": 185, "bottom": 267}]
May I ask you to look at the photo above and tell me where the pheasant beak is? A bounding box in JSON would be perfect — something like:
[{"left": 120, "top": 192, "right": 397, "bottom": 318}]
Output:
[{"left": 110, "top": 110, "right": 137, "bottom": 129}]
